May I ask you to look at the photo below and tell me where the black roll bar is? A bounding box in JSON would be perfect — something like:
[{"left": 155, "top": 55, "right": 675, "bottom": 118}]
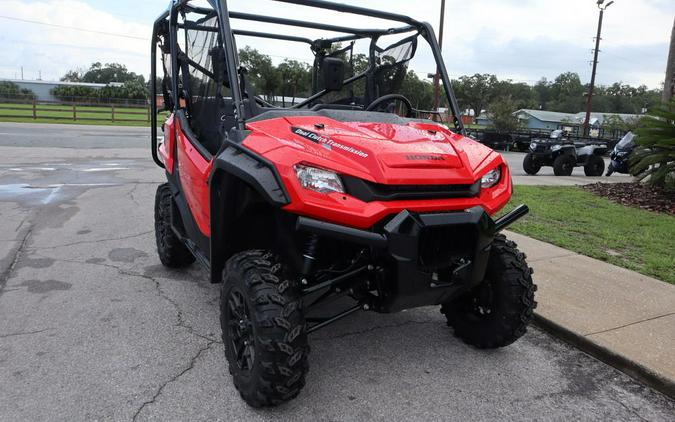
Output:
[
  {"left": 272, "top": 0, "right": 422, "bottom": 28},
  {"left": 210, "top": 0, "right": 245, "bottom": 129},
  {"left": 233, "top": 30, "right": 313, "bottom": 45},
  {"left": 229, "top": 11, "right": 411, "bottom": 37},
  {"left": 150, "top": 8, "right": 170, "bottom": 169}
]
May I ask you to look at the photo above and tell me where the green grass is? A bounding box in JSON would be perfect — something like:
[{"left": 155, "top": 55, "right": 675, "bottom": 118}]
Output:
[
  {"left": 505, "top": 186, "right": 675, "bottom": 284},
  {"left": 0, "top": 102, "right": 159, "bottom": 127}
]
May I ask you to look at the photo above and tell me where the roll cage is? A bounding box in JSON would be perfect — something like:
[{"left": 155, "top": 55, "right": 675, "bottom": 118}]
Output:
[{"left": 150, "top": 0, "right": 464, "bottom": 168}]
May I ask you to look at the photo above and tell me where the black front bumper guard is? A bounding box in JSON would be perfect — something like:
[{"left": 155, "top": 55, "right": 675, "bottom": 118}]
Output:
[{"left": 297, "top": 205, "right": 528, "bottom": 313}]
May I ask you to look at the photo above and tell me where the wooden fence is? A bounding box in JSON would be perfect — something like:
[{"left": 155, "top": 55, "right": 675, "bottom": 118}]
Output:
[{"left": 0, "top": 98, "right": 152, "bottom": 123}]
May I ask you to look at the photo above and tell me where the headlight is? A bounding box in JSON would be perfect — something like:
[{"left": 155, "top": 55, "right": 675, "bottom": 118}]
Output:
[
  {"left": 294, "top": 164, "right": 345, "bottom": 194},
  {"left": 481, "top": 167, "right": 501, "bottom": 189},
  {"left": 530, "top": 142, "right": 537, "bottom": 150},
  {"left": 551, "top": 145, "right": 562, "bottom": 152}
]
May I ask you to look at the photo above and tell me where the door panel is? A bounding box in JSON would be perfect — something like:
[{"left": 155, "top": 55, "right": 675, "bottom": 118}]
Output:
[{"left": 176, "top": 116, "right": 212, "bottom": 237}]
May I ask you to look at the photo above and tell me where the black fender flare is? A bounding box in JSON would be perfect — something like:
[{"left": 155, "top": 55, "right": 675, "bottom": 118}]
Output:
[{"left": 208, "top": 132, "right": 290, "bottom": 282}]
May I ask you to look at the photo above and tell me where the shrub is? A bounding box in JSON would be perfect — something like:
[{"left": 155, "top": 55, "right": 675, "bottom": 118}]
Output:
[
  {"left": 631, "top": 99, "right": 675, "bottom": 190},
  {"left": 0, "top": 81, "right": 36, "bottom": 100},
  {"left": 50, "top": 81, "right": 149, "bottom": 103}
]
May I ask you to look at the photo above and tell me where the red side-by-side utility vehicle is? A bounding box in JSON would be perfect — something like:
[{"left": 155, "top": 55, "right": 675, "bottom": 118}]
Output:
[{"left": 150, "top": 0, "right": 536, "bottom": 407}]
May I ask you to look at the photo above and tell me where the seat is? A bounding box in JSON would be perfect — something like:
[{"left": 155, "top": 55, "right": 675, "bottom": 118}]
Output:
[{"left": 190, "top": 96, "right": 236, "bottom": 155}]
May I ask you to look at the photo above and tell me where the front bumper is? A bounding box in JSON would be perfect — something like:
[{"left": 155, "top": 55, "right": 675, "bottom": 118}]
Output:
[{"left": 297, "top": 205, "right": 528, "bottom": 312}]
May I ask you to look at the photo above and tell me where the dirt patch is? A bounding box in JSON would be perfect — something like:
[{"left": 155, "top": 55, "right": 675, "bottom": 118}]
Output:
[
  {"left": 19, "top": 279, "right": 72, "bottom": 294},
  {"left": 583, "top": 183, "right": 674, "bottom": 215},
  {"left": 108, "top": 248, "right": 148, "bottom": 263}
]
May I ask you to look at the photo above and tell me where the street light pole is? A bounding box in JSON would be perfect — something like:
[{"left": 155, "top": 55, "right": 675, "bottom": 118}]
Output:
[
  {"left": 432, "top": 0, "right": 446, "bottom": 118},
  {"left": 583, "top": 0, "right": 614, "bottom": 134}
]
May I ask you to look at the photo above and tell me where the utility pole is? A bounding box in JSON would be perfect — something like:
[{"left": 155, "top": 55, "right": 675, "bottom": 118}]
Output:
[
  {"left": 583, "top": 0, "right": 614, "bottom": 135},
  {"left": 432, "top": 0, "right": 446, "bottom": 118},
  {"left": 21, "top": 66, "right": 24, "bottom": 80},
  {"left": 663, "top": 17, "right": 675, "bottom": 103}
]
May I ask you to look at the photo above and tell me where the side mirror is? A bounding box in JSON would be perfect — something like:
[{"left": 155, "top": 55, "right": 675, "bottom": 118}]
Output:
[{"left": 322, "top": 57, "right": 345, "bottom": 92}]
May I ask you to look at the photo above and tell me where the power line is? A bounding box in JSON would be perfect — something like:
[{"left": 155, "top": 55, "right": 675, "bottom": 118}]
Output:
[
  {"left": 3, "top": 38, "right": 145, "bottom": 57},
  {"left": 0, "top": 15, "right": 148, "bottom": 41}
]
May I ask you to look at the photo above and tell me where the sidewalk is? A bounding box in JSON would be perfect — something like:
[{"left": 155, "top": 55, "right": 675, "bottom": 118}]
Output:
[{"left": 506, "top": 231, "right": 675, "bottom": 398}]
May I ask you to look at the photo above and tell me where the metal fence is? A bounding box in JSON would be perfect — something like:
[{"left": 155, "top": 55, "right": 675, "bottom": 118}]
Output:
[{"left": 0, "top": 98, "right": 151, "bottom": 123}]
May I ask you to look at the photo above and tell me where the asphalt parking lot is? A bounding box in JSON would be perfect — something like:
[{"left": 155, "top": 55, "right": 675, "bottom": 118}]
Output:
[{"left": 0, "top": 123, "right": 671, "bottom": 421}]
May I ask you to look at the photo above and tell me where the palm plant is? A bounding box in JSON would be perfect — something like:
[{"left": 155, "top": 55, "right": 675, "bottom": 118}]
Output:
[{"left": 631, "top": 99, "right": 675, "bottom": 190}]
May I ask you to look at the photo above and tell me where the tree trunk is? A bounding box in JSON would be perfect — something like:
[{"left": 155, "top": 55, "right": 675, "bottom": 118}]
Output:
[{"left": 663, "top": 17, "right": 675, "bottom": 103}]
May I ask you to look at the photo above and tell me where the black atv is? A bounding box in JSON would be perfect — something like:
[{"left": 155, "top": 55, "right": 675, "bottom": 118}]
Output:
[{"left": 523, "top": 130, "right": 608, "bottom": 176}]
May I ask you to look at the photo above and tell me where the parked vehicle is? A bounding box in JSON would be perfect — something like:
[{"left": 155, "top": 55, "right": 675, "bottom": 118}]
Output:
[
  {"left": 523, "top": 130, "right": 608, "bottom": 176},
  {"left": 511, "top": 133, "right": 533, "bottom": 152},
  {"left": 606, "top": 132, "right": 636, "bottom": 176},
  {"left": 472, "top": 130, "right": 513, "bottom": 150},
  {"left": 150, "top": 0, "right": 536, "bottom": 407}
]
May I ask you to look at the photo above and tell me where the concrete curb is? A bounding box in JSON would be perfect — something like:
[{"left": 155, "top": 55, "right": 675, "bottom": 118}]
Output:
[{"left": 533, "top": 313, "right": 675, "bottom": 400}]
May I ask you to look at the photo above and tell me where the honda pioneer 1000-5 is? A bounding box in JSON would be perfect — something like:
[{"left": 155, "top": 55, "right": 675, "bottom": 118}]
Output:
[{"left": 150, "top": 0, "right": 536, "bottom": 407}]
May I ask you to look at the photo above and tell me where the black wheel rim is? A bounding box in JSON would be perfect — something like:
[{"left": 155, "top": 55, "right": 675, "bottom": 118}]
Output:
[
  {"left": 226, "top": 289, "right": 255, "bottom": 371},
  {"left": 462, "top": 281, "right": 495, "bottom": 320}
]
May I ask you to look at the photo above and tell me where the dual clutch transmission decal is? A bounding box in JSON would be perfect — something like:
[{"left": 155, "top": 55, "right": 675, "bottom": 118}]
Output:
[{"left": 292, "top": 127, "right": 369, "bottom": 158}]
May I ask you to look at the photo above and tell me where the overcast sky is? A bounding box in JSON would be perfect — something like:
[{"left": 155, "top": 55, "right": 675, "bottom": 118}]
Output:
[{"left": 0, "top": 0, "right": 672, "bottom": 88}]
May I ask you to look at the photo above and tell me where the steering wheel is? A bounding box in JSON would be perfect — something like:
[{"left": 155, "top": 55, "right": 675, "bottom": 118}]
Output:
[{"left": 365, "top": 94, "right": 414, "bottom": 117}]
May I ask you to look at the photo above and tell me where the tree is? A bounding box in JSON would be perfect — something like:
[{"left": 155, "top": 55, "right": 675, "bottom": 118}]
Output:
[
  {"left": 548, "top": 72, "right": 584, "bottom": 113},
  {"left": 452, "top": 73, "right": 499, "bottom": 116},
  {"left": 277, "top": 59, "right": 311, "bottom": 104},
  {"left": 239, "top": 47, "right": 281, "bottom": 101},
  {"left": 399, "top": 71, "right": 435, "bottom": 110},
  {"left": 601, "top": 114, "right": 630, "bottom": 132},
  {"left": 494, "top": 80, "right": 536, "bottom": 110},
  {"left": 61, "top": 62, "right": 144, "bottom": 84},
  {"left": 60, "top": 69, "right": 85, "bottom": 82},
  {"left": 631, "top": 99, "right": 675, "bottom": 190},
  {"left": 534, "top": 78, "right": 552, "bottom": 110},
  {"left": 487, "top": 95, "right": 520, "bottom": 133}
]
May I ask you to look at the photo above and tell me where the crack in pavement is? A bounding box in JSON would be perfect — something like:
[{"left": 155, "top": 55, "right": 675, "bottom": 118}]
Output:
[
  {"left": 0, "top": 328, "right": 52, "bottom": 339},
  {"left": 127, "top": 184, "right": 141, "bottom": 208},
  {"left": 35, "top": 253, "right": 221, "bottom": 344},
  {"left": 608, "top": 394, "right": 651, "bottom": 422},
  {"left": 28, "top": 252, "right": 224, "bottom": 420},
  {"left": 30, "top": 230, "right": 153, "bottom": 250},
  {"left": 131, "top": 340, "right": 215, "bottom": 422},
  {"left": 584, "top": 312, "right": 675, "bottom": 337},
  {"left": 313, "top": 319, "right": 438, "bottom": 341},
  {"left": 0, "top": 227, "right": 32, "bottom": 298}
]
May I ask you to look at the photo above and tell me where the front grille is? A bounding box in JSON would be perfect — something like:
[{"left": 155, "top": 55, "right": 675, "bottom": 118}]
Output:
[
  {"left": 418, "top": 224, "right": 476, "bottom": 269},
  {"left": 343, "top": 176, "right": 480, "bottom": 202}
]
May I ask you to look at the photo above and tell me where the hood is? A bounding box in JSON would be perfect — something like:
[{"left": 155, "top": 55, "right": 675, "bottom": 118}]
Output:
[{"left": 245, "top": 116, "right": 498, "bottom": 185}]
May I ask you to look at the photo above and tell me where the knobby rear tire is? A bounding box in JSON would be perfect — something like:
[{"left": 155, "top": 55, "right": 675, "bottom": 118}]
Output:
[
  {"left": 154, "top": 183, "right": 195, "bottom": 268},
  {"left": 584, "top": 155, "right": 605, "bottom": 177}
]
